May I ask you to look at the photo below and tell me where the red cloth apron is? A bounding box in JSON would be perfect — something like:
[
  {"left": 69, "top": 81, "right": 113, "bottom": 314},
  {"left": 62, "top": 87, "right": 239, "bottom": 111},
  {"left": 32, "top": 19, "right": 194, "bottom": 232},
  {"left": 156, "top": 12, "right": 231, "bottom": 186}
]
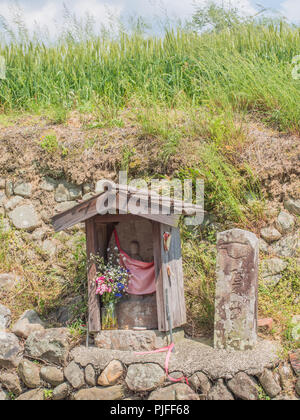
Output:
[{"left": 114, "top": 230, "right": 156, "bottom": 295}]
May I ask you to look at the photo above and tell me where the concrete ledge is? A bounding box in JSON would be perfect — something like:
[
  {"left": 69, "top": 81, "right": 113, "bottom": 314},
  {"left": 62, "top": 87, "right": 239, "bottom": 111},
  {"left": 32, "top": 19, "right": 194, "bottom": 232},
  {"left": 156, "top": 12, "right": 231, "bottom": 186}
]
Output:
[
  {"left": 94, "top": 328, "right": 185, "bottom": 351},
  {"left": 72, "top": 337, "right": 281, "bottom": 380}
]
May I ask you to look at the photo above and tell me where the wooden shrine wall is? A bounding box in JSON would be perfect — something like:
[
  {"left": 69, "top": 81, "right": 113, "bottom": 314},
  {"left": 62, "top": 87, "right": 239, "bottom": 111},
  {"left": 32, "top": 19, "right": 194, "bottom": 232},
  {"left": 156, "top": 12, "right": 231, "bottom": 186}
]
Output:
[{"left": 153, "top": 223, "right": 187, "bottom": 332}]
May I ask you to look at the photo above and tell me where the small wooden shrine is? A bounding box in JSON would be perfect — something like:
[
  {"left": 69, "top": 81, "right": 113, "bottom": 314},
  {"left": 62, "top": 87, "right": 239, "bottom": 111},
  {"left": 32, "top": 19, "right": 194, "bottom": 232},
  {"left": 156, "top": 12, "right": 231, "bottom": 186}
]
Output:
[{"left": 52, "top": 184, "right": 203, "bottom": 334}]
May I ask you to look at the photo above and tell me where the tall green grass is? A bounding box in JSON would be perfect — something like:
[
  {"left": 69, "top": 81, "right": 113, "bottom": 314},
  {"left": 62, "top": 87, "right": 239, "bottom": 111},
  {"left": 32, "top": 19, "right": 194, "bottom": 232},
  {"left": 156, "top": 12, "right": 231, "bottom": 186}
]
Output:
[{"left": 0, "top": 18, "right": 299, "bottom": 131}]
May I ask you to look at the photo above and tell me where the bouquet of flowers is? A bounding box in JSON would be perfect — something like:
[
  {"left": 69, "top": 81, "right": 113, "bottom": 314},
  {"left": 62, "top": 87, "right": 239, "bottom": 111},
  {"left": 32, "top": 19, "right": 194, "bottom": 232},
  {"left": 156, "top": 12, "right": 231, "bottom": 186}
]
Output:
[
  {"left": 95, "top": 266, "right": 130, "bottom": 304},
  {"left": 95, "top": 252, "right": 130, "bottom": 329}
]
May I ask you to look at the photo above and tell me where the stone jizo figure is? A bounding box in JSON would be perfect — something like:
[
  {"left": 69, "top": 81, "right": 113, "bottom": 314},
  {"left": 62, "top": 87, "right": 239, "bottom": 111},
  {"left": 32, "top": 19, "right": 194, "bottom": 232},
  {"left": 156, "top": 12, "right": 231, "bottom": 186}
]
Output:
[
  {"left": 214, "top": 229, "right": 259, "bottom": 351},
  {"left": 129, "top": 240, "right": 144, "bottom": 262}
]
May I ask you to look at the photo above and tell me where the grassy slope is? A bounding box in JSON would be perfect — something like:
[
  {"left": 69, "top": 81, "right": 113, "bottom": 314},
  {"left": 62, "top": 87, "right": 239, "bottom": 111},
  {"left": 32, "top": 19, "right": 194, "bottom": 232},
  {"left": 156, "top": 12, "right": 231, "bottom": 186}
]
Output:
[
  {"left": 0, "top": 22, "right": 300, "bottom": 131},
  {"left": 0, "top": 17, "right": 299, "bottom": 347}
]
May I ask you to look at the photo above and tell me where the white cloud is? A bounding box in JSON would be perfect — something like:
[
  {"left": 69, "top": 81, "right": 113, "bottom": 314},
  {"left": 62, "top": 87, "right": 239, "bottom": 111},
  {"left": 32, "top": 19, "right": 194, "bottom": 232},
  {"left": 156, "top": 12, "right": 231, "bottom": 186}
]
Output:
[
  {"left": 0, "top": 0, "right": 258, "bottom": 38},
  {"left": 281, "top": 0, "right": 300, "bottom": 23},
  {"left": 0, "top": 1, "right": 57, "bottom": 26},
  {"left": 67, "top": 0, "right": 122, "bottom": 25},
  {"left": 0, "top": 0, "right": 122, "bottom": 37}
]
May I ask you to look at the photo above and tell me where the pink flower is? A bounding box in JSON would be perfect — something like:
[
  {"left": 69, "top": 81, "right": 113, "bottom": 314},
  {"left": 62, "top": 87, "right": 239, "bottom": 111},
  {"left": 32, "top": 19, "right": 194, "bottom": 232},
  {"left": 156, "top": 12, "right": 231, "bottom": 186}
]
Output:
[{"left": 96, "top": 276, "right": 105, "bottom": 284}]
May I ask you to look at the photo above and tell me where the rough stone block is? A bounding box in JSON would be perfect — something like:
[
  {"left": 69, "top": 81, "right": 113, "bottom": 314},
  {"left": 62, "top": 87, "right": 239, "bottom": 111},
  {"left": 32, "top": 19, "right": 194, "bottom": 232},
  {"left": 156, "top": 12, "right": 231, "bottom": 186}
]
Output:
[
  {"left": 260, "top": 226, "right": 281, "bottom": 244},
  {"left": 74, "top": 385, "right": 124, "bottom": 401},
  {"left": 40, "top": 366, "right": 64, "bottom": 387},
  {"left": 98, "top": 360, "right": 124, "bottom": 386},
  {"left": 188, "top": 371, "right": 211, "bottom": 395},
  {"left": 41, "top": 177, "right": 57, "bottom": 192},
  {"left": 25, "top": 328, "right": 70, "bottom": 365},
  {"left": 125, "top": 363, "right": 165, "bottom": 392},
  {"left": 85, "top": 365, "right": 96, "bottom": 387},
  {"left": 0, "top": 332, "right": 23, "bottom": 368},
  {"left": 214, "top": 229, "right": 259, "bottom": 351},
  {"left": 4, "top": 196, "right": 24, "bottom": 211},
  {"left": 12, "top": 309, "right": 45, "bottom": 339},
  {"left": 18, "top": 359, "right": 41, "bottom": 389},
  {"left": 0, "top": 304, "right": 11, "bottom": 331},
  {"left": 8, "top": 204, "right": 40, "bottom": 231},
  {"left": 284, "top": 198, "right": 300, "bottom": 216},
  {"left": 275, "top": 211, "right": 295, "bottom": 234},
  {"left": 16, "top": 389, "right": 44, "bottom": 401},
  {"left": 94, "top": 329, "right": 184, "bottom": 352},
  {"left": 52, "top": 383, "right": 70, "bottom": 400},
  {"left": 259, "top": 369, "right": 281, "bottom": 398},
  {"left": 148, "top": 383, "right": 199, "bottom": 400},
  {"left": 64, "top": 361, "right": 85, "bottom": 389},
  {"left": 227, "top": 372, "right": 258, "bottom": 400},
  {"left": 207, "top": 379, "right": 234, "bottom": 400},
  {"left": 14, "top": 181, "right": 32, "bottom": 198},
  {"left": 0, "top": 372, "right": 22, "bottom": 396},
  {"left": 289, "top": 350, "right": 300, "bottom": 376}
]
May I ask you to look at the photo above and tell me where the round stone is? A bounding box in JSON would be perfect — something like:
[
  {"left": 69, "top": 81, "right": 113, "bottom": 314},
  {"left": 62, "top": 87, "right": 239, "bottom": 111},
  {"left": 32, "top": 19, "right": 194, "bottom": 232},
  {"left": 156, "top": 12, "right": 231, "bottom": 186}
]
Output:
[{"left": 125, "top": 363, "right": 165, "bottom": 392}]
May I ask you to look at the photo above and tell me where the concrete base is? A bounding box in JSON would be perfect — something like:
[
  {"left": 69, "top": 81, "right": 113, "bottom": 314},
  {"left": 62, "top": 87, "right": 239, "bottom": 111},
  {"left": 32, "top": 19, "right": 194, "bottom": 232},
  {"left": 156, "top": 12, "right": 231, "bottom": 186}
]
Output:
[
  {"left": 94, "top": 328, "right": 185, "bottom": 352},
  {"left": 116, "top": 294, "right": 158, "bottom": 330},
  {"left": 73, "top": 338, "right": 281, "bottom": 380}
]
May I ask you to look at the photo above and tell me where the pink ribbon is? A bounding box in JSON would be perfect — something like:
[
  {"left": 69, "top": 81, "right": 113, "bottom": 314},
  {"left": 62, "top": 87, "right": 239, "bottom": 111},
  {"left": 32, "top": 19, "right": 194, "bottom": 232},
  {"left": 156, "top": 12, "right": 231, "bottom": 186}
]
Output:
[{"left": 135, "top": 342, "right": 189, "bottom": 385}]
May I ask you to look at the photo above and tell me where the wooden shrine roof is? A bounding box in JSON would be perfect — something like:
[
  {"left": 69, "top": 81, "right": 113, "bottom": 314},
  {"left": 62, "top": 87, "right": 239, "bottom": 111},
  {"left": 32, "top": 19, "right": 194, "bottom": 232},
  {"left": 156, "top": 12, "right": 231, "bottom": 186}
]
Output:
[{"left": 52, "top": 184, "right": 204, "bottom": 232}]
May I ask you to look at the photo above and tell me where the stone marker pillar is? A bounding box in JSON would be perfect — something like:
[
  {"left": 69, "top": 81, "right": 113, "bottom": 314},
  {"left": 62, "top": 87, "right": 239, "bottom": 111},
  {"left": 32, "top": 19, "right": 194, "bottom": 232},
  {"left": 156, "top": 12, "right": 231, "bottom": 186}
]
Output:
[{"left": 214, "top": 229, "right": 259, "bottom": 351}]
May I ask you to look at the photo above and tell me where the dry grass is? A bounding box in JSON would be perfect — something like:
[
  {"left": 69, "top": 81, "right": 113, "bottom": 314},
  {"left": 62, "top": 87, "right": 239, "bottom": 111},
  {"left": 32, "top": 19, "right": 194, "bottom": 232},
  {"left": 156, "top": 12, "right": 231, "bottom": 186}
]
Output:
[
  {"left": 258, "top": 258, "right": 300, "bottom": 351},
  {"left": 182, "top": 234, "right": 217, "bottom": 337},
  {"left": 241, "top": 122, "right": 300, "bottom": 200},
  {"left": 0, "top": 221, "right": 87, "bottom": 325}
]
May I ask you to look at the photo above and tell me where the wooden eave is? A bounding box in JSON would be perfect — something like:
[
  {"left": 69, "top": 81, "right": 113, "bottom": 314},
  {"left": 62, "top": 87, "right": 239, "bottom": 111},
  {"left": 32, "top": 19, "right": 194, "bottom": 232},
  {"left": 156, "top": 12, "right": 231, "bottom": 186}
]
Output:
[{"left": 52, "top": 184, "right": 204, "bottom": 232}]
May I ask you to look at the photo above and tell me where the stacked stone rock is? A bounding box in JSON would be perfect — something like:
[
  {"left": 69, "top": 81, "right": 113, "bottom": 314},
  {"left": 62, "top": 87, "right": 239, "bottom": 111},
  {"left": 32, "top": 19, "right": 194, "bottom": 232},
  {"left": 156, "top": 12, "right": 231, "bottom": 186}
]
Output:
[
  {"left": 0, "top": 307, "right": 299, "bottom": 400},
  {"left": 0, "top": 175, "right": 298, "bottom": 289},
  {"left": 0, "top": 176, "right": 93, "bottom": 302},
  {"left": 260, "top": 202, "right": 300, "bottom": 287},
  {"left": 258, "top": 202, "right": 299, "bottom": 345}
]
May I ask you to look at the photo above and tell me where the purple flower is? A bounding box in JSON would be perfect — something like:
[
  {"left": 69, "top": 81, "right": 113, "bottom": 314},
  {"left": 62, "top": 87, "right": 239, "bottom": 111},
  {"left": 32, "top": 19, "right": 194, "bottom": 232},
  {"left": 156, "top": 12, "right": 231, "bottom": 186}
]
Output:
[
  {"left": 115, "top": 293, "right": 122, "bottom": 298},
  {"left": 117, "top": 283, "right": 125, "bottom": 290}
]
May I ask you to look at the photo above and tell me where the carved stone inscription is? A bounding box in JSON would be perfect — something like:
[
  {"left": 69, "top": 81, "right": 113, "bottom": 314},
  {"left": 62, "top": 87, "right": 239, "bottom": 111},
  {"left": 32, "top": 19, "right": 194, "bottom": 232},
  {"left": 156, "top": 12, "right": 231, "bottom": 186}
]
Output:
[{"left": 214, "top": 229, "right": 259, "bottom": 351}]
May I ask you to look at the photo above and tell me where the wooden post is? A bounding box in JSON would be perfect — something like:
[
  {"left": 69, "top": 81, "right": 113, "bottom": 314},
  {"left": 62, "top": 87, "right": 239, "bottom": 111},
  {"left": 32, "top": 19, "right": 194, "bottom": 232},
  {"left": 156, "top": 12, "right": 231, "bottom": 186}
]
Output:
[
  {"left": 86, "top": 218, "right": 101, "bottom": 333},
  {"left": 153, "top": 221, "right": 167, "bottom": 331},
  {"left": 153, "top": 222, "right": 186, "bottom": 332}
]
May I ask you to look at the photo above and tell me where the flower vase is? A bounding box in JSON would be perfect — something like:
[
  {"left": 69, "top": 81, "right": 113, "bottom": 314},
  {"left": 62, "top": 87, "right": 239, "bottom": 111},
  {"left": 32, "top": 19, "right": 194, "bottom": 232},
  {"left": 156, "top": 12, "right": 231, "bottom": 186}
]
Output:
[{"left": 101, "top": 302, "right": 118, "bottom": 330}]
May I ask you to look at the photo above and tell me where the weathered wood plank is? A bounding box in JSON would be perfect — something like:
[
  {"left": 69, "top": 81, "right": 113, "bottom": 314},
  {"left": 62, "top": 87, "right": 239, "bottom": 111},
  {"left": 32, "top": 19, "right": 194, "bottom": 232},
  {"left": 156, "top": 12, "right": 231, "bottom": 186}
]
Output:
[
  {"left": 94, "top": 212, "right": 180, "bottom": 227},
  {"left": 152, "top": 222, "right": 167, "bottom": 331},
  {"left": 52, "top": 198, "right": 98, "bottom": 232},
  {"left": 86, "top": 218, "right": 101, "bottom": 333},
  {"left": 169, "top": 227, "right": 187, "bottom": 327},
  {"left": 118, "top": 190, "right": 182, "bottom": 226},
  {"left": 94, "top": 214, "right": 143, "bottom": 224},
  {"left": 160, "top": 224, "right": 186, "bottom": 331}
]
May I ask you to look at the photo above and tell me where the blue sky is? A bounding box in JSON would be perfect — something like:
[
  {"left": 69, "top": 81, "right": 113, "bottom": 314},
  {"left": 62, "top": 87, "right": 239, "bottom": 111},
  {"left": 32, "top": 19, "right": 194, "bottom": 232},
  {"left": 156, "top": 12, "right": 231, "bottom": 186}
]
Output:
[{"left": 0, "top": 1, "right": 299, "bottom": 36}]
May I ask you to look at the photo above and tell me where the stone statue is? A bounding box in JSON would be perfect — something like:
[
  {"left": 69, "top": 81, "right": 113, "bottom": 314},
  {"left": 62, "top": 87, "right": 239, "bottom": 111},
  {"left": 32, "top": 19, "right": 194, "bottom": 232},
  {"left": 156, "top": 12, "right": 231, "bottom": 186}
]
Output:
[
  {"left": 214, "top": 229, "right": 259, "bottom": 351},
  {"left": 129, "top": 241, "right": 143, "bottom": 262}
]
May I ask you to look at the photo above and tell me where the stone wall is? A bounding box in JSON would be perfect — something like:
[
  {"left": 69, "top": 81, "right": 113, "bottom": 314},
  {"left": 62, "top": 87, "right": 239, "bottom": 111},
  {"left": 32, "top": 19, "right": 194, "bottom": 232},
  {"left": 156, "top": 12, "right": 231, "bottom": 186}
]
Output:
[
  {"left": 0, "top": 174, "right": 299, "bottom": 284},
  {"left": 259, "top": 206, "right": 300, "bottom": 287},
  {"left": 0, "top": 175, "right": 299, "bottom": 400},
  {"left": 0, "top": 317, "right": 299, "bottom": 400}
]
